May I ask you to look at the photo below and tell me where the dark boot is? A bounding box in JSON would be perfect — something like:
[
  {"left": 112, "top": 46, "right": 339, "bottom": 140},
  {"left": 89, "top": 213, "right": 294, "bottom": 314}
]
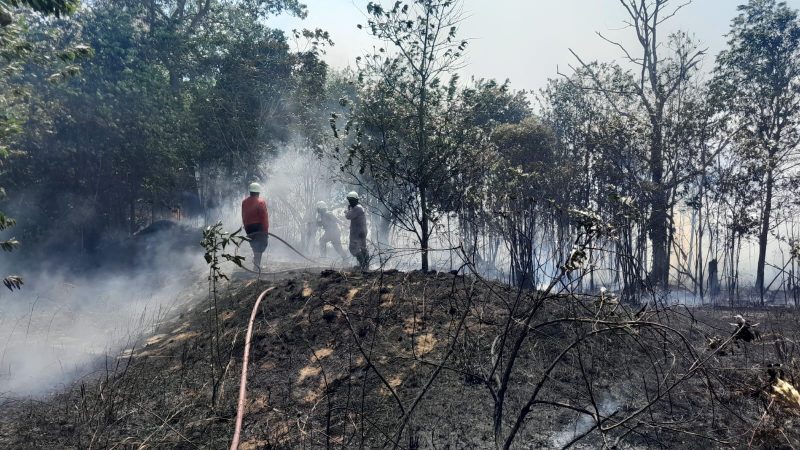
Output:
[{"left": 358, "top": 251, "right": 369, "bottom": 271}]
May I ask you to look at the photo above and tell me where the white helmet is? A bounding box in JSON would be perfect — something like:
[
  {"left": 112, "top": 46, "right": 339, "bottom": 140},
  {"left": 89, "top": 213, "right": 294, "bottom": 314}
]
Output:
[
  {"left": 248, "top": 182, "right": 262, "bottom": 193},
  {"left": 316, "top": 201, "right": 328, "bottom": 210},
  {"left": 346, "top": 191, "right": 359, "bottom": 200}
]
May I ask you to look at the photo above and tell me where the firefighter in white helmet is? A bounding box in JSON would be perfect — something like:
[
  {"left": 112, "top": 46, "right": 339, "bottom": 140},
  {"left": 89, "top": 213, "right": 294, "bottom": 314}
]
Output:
[
  {"left": 315, "top": 201, "right": 347, "bottom": 259},
  {"left": 344, "top": 192, "right": 369, "bottom": 270},
  {"left": 241, "top": 182, "right": 269, "bottom": 270}
]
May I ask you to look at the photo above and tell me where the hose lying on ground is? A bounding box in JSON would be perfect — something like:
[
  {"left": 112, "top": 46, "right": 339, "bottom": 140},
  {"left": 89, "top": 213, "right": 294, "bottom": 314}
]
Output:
[{"left": 230, "top": 286, "right": 276, "bottom": 450}]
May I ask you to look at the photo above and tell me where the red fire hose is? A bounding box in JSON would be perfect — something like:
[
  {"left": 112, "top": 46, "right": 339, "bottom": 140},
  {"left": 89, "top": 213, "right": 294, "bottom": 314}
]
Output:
[{"left": 230, "top": 286, "right": 276, "bottom": 450}]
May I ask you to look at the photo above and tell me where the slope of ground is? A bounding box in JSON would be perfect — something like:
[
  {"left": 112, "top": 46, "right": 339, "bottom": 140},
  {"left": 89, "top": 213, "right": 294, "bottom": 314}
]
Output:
[{"left": 1, "top": 269, "right": 799, "bottom": 449}]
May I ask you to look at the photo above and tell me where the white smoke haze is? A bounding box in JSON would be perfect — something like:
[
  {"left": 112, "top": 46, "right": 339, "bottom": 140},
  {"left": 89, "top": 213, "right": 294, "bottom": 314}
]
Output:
[
  {"left": 198, "top": 142, "right": 460, "bottom": 271},
  {"left": 551, "top": 397, "right": 620, "bottom": 448},
  {"left": 0, "top": 245, "right": 207, "bottom": 397},
  {"left": 1, "top": 138, "right": 796, "bottom": 398},
  {"left": 243, "top": 145, "right": 800, "bottom": 292},
  {"left": 198, "top": 141, "right": 800, "bottom": 296},
  {"left": 0, "top": 144, "right": 356, "bottom": 397}
]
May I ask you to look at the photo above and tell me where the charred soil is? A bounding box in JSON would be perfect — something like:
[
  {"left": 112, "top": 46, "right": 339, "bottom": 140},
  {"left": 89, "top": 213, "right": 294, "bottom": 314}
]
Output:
[{"left": 1, "top": 269, "right": 800, "bottom": 449}]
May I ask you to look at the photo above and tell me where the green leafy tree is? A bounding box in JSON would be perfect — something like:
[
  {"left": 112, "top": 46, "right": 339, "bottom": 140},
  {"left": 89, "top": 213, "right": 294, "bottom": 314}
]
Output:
[
  {"left": 541, "top": 65, "right": 652, "bottom": 296},
  {"left": 1, "top": 0, "right": 77, "bottom": 22},
  {"left": 8, "top": 4, "right": 196, "bottom": 242},
  {"left": 196, "top": 26, "right": 296, "bottom": 182},
  {"left": 0, "top": 0, "right": 82, "bottom": 291},
  {"left": 712, "top": 0, "right": 800, "bottom": 303},
  {"left": 3, "top": 0, "right": 328, "bottom": 256},
  {"left": 487, "top": 118, "right": 558, "bottom": 288},
  {"left": 330, "top": 0, "right": 482, "bottom": 271},
  {"left": 461, "top": 78, "right": 530, "bottom": 130}
]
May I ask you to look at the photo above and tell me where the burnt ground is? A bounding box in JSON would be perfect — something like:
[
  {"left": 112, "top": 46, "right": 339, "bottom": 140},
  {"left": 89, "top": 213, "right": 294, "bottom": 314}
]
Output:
[{"left": 1, "top": 268, "right": 800, "bottom": 449}]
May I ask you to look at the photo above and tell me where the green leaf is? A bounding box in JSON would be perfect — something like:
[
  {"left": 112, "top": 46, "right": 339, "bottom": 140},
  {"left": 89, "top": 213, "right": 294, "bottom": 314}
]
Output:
[
  {"left": 3, "top": 275, "right": 22, "bottom": 291},
  {"left": 0, "top": 238, "right": 20, "bottom": 252}
]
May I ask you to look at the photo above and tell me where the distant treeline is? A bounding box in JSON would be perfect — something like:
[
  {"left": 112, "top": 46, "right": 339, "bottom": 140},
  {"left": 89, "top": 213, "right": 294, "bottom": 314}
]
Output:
[{"left": 2, "top": 0, "right": 800, "bottom": 304}]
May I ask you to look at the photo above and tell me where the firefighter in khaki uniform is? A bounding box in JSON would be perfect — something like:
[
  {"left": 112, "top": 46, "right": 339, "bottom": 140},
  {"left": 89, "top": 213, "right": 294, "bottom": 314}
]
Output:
[
  {"left": 344, "top": 192, "right": 369, "bottom": 270},
  {"left": 315, "top": 201, "right": 348, "bottom": 259}
]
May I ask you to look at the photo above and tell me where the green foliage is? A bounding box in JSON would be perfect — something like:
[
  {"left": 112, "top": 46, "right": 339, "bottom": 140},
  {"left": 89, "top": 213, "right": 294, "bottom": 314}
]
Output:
[
  {"left": 0, "top": 237, "right": 18, "bottom": 252},
  {"left": 199, "top": 220, "right": 247, "bottom": 409},
  {"left": 0, "top": 209, "right": 15, "bottom": 230},
  {"left": 0, "top": 0, "right": 329, "bottom": 255},
  {"left": 711, "top": 0, "right": 800, "bottom": 295},
  {"left": 712, "top": 0, "right": 800, "bottom": 162},
  {"left": 562, "top": 209, "right": 613, "bottom": 273},
  {"left": 493, "top": 119, "right": 555, "bottom": 171},
  {"left": 330, "top": 0, "right": 488, "bottom": 270},
  {"left": 461, "top": 79, "right": 530, "bottom": 130},
  {"left": 200, "top": 222, "right": 247, "bottom": 283},
  {"left": 486, "top": 118, "right": 558, "bottom": 211},
  {"left": 1, "top": 0, "right": 78, "bottom": 18},
  {"left": 1, "top": 0, "right": 81, "bottom": 295},
  {"left": 3, "top": 274, "right": 21, "bottom": 290}
]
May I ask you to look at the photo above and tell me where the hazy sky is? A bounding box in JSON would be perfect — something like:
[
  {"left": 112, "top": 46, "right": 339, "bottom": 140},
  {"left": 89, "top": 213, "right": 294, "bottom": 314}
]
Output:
[{"left": 272, "top": 0, "right": 800, "bottom": 93}]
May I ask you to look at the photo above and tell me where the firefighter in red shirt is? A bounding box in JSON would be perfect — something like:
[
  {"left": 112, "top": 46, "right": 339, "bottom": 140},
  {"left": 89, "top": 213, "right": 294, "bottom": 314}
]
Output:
[{"left": 241, "top": 182, "right": 269, "bottom": 270}]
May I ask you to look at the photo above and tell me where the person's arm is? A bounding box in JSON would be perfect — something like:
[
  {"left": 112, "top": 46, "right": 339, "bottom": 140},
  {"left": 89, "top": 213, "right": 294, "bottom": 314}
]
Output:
[
  {"left": 345, "top": 206, "right": 363, "bottom": 220},
  {"left": 241, "top": 200, "right": 247, "bottom": 226},
  {"left": 261, "top": 200, "right": 269, "bottom": 233},
  {"left": 357, "top": 206, "right": 367, "bottom": 237},
  {"left": 327, "top": 212, "right": 344, "bottom": 229}
]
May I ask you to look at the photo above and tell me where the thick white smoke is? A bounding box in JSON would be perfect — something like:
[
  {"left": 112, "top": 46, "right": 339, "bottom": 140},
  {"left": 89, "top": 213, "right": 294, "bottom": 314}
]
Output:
[
  {"left": 0, "top": 246, "right": 206, "bottom": 396},
  {"left": 0, "top": 144, "right": 352, "bottom": 397}
]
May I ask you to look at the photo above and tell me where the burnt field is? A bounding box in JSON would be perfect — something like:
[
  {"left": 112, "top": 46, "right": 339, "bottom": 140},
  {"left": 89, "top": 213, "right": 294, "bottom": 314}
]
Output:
[{"left": 1, "top": 269, "right": 799, "bottom": 449}]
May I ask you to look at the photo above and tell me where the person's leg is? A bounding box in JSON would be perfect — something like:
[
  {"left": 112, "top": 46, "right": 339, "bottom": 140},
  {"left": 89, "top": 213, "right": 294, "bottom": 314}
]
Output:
[
  {"left": 349, "top": 239, "right": 361, "bottom": 269},
  {"left": 357, "top": 238, "right": 369, "bottom": 270},
  {"left": 319, "top": 236, "right": 328, "bottom": 258},
  {"left": 332, "top": 238, "right": 347, "bottom": 259},
  {"left": 250, "top": 233, "right": 268, "bottom": 270},
  {"left": 248, "top": 239, "right": 259, "bottom": 270}
]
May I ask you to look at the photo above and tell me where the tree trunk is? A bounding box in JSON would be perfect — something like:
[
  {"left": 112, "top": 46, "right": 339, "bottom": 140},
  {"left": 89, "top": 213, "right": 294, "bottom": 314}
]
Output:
[
  {"left": 727, "top": 228, "right": 737, "bottom": 305},
  {"left": 420, "top": 186, "right": 429, "bottom": 271},
  {"left": 648, "top": 129, "right": 670, "bottom": 288},
  {"left": 697, "top": 193, "right": 705, "bottom": 301},
  {"left": 129, "top": 195, "right": 137, "bottom": 235},
  {"left": 755, "top": 167, "right": 775, "bottom": 305}
]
